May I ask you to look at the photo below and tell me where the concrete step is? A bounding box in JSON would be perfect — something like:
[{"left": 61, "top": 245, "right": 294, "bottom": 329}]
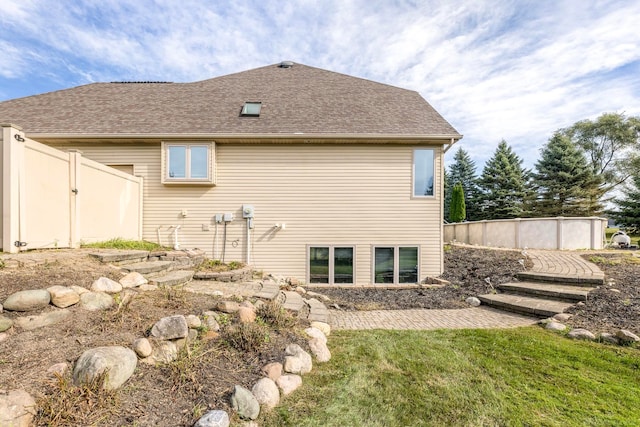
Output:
[
  {"left": 517, "top": 271, "right": 604, "bottom": 286},
  {"left": 121, "top": 260, "right": 174, "bottom": 275},
  {"left": 150, "top": 270, "right": 194, "bottom": 287},
  {"left": 254, "top": 282, "right": 281, "bottom": 300},
  {"left": 90, "top": 250, "right": 149, "bottom": 264},
  {"left": 497, "top": 282, "right": 594, "bottom": 302},
  {"left": 281, "top": 291, "right": 305, "bottom": 312},
  {"left": 478, "top": 293, "right": 574, "bottom": 318},
  {"left": 305, "top": 297, "right": 329, "bottom": 323}
]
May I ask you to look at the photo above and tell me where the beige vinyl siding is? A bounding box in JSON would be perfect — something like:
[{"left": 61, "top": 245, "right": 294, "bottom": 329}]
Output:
[{"left": 50, "top": 142, "right": 443, "bottom": 282}]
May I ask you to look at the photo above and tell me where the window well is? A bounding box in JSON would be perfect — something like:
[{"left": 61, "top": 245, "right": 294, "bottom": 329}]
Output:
[{"left": 240, "top": 102, "right": 262, "bottom": 117}]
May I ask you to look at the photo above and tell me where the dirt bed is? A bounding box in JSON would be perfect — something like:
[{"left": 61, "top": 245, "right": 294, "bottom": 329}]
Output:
[{"left": 0, "top": 252, "right": 307, "bottom": 426}]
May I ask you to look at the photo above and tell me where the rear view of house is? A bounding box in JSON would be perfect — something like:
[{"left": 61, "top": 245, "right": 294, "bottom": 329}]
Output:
[{"left": 0, "top": 62, "right": 461, "bottom": 284}]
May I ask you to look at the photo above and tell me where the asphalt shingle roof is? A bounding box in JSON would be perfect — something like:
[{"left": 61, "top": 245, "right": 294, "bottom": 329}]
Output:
[{"left": 0, "top": 62, "right": 460, "bottom": 138}]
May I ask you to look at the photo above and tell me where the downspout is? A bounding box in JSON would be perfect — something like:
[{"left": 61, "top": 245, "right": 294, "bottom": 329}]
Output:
[{"left": 443, "top": 137, "right": 457, "bottom": 154}]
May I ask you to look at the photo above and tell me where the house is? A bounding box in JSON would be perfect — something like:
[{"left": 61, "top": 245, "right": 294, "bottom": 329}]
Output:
[{"left": 0, "top": 62, "right": 461, "bottom": 284}]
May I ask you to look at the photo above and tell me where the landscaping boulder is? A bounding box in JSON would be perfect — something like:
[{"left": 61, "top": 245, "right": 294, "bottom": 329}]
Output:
[
  {"left": 79, "top": 292, "right": 115, "bottom": 311},
  {"left": 262, "top": 362, "right": 283, "bottom": 381},
  {"left": 0, "top": 315, "right": 13, "bottom": 332},
  {"left": 545, "top": 321, "right": 567, "bottom": 332},
  {"left": 237, "top": 306, "right": 256, "bottom": 323},
  {"left": 185, "top": 314, "right": 202, "bottom": 329},
  {"left": 141, "top": 340, "right": 178, "bottom": 364},
  {"left": 465, "top": 296, "right": 481, "bottom": 307},
  {"left": 252, "top": 377, "right": 280, "bottom": 409},
  {"left": 276, "top": 374, "right": 302, "bottom": 396},
  {"left": 217, "top": 301, "right": 240, "bottom": 313},
  {"left": 91, "top": 277, "right": 123, "bottom": 294},
  {"left": 69, "top": 285, "right": 89, "bottom": 295},
  {"left": 567, "top": 328, "right": 596, "bottom": 341},
  {"left": 552, "top": 313, "right": 572, "bottom": 322},
  {"left": 0, "top": 389, "right": 35, "bottom": 427},
  {"left": 14, "top": 309, "right": 71, "bottom": 331},
  {"left": 616, "top": 329, "right": 640, "bottom": 344},
  {"left": 194, "top": 410, "right": 230, "bottom": 427},
  {"left": 283, "top": 344, "right": 312, "bottom": 374},
  {"left": 230, "top": 385, "right": 260, "bottom": 420},
  {"left": 132, "top": 338, "right": 153, "bottom": 358},
  {"left": 47, "top": 362, "right": 69, "bottom": 377},
  {"left": 73, "top": 346, "right": 137, "bottom": 390},
  {"left": 47, "top": 286, "right": 80, "bottom": 308},
  {"left": 599, "top": 333, "right": 619, "bottom": 345},
  {"left": 119, "top": 272, "right": 148, "bottom": 288},
  {"left": 151, "top": 315, "right": 188, "bottom": 340},
  {"left": 310, "top": 321, "right": 331, "bottom": 336},
  {"left": 3, "top": 289, "right": 50, "bottom": 312}
]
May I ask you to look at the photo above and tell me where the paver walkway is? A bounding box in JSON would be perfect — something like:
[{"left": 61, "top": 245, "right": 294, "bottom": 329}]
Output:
[
  {"left": 329, "top": 249, "right": 604, "bottom": 331},
  {"left": 330, "top": 307, "right": 537, "bottom": 330}
]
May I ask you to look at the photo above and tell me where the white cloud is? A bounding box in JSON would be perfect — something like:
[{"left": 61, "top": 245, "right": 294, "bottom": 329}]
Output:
[{"left": 0, "top": 0, "right": 639, "bottom": 171}]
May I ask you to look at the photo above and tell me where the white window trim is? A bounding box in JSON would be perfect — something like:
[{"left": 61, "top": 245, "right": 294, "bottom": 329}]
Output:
[
  {"left": 161, "top": 141, "right": 216, "bottom": 185},
  {"left": 306, "top": 245, "right": 356, "bottom": 285},
  {"left": 371, "top": 245, "right": 421, "bottom": 284},
  {"left": 412, "top": 148, "right": 436, "bottom": 199}
]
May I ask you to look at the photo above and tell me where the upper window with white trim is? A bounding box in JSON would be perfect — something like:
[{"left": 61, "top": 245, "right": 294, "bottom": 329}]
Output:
[
  {"left": 413, "top": 149, "right": 435, "bottom": 197},
  {"left": 162, "top": 142, "right": 215, "bottom": 185}
]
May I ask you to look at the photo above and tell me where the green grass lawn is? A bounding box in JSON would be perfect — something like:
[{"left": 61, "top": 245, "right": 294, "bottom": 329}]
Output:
[{"left": 261, "top": 327, "right": 640, "bottom": 427}]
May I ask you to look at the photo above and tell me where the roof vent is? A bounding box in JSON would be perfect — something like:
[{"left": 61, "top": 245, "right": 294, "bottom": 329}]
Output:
[{"left": 278, "top": 61, "right": 294, "bottom": 68}]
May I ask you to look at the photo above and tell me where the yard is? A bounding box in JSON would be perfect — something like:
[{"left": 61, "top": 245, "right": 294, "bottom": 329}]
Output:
[{"left": 0, "top": 245, "right": 638, "bottom": 426}]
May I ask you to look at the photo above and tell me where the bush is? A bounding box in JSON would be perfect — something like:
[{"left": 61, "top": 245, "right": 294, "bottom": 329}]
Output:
[
  {"left": 257, "top": 301, "right": 296, "bottom": 329},
  {"left": 223, "top": 322, "right": 270, "bottom": 352}
]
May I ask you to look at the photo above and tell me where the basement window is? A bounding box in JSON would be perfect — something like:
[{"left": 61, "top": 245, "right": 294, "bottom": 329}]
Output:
[
  {"left": 240, "top": 102, "right": 262, "bottom": 117},
  {"left": 162, "top": 141, "right": 215, "bottom": 185}
]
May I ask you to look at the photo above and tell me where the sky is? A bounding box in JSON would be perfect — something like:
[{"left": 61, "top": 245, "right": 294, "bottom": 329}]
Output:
[{"left": 1, "top": 0, "right": 639, "bottom": 170}]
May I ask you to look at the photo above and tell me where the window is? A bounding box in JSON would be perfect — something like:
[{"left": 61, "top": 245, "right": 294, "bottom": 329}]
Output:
[
  {"left": 413, "top": 149, "right": 435, "bottom": 197},
  {"left": 373, "top": 246, "right": 419, "bottom": 284},
  {"left": 308, "top": 246, "right": 354, "bottom": 284},
  {"left": 162, "top": 142, "right": 215, "bottom": 184},
  {"left": 240, "top": 102, "right": 262, "bottom": 117}
]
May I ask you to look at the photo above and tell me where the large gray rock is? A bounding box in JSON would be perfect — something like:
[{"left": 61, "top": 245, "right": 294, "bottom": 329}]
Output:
[
  {"left": 119, "top": 272, "right": 148, "bottom": 288},
  {"left": 600, "top": 332, "right": 619, "bottom": 345},
  {"left": 90, "top": 277, "right": 123, "bottom": 294},
  {"left": 194, "top": 410, "right": 230, "bottom": 427},
  {"left": 79, "top": 292, "right": 115, "bottom": 311},
  {"left": 47, "top": 286, "right": 80, "bottom": 308},
  {"left": 568, "top": 328, "right": 596, "bottom": 341},
  {"left": 283, "top": 344, "right": 312, "bottom": 374},
  {"left": 616, "top": 329, "right": 640, "bottom": 344},
  {"left": 151, "top": 315, "right": 188, "bottom": 340},
  {"left": 276, "top": 374, "right": 302, "bottom": 396},
  {"left": 230, "top": 385, "right": 260, "bottom": 420},
  {"left": 14, "top": 309, "right": 71, "bottom": 331},
  {"left": 0, "top": 315, "right": 13, "bottom": 332},
  {"left": 545, "top": 321, "right": 567, "bottom": 332},
  {"left": 0, "top": 389, "right": 36, "bottom": 427},
  {"left": 308, "top": 337, "right": 331, "bottom": 362},
  {"left": 3, "top": 289, "right": 50, "bottom": 311},
  {"left": 251, "top": 377, "right": 280, "bottom": 409},
  {"left": 73, "top": 346, "right": 137, "bottom": 390},
  {"left": 465, "top": 296, "right": 481, "bottom": 307}
]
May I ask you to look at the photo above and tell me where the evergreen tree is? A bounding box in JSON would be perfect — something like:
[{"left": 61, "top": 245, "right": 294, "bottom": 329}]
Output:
[
  {"left": 532, "top": 132, "right": 603, "bottom": 216},
  {"left": 443, "top": 169, "right": 451, "bottom": 221},
  {"left": 477, "top": 140, "right": 531, "bottom": 220},
  {"left": 607, "top": 171, "right": 640, "bottom": 232},
  {"left": 447, "top": 148, "right": 480, "bottom": 221},
  {"left": 449, "top": 182, "right": 466, "bottom": 222}
]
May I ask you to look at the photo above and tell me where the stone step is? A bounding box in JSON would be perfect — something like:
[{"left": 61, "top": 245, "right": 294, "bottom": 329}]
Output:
[
  {"left": 150, "top": 270, "right": 194, "bottom": 287},
  {"left": 90, "top": 250, "right": 149, "bottom": 264},
  {"left": 516, "top": 271, "right": 604, "bottom": 286},
  {"left": 497, "top": 282, "right": 594, "bottom": 302},
  {"left": 121, "top": 260, "right": 174, "bottom": 275},
  {"left": 254, "top": 282, "right": 281, "bottom": 300},
  {"left": 305, "top": 298, "right": 329, "bottom": 323},
  {"left": 281, "top": 291, "right": 305, "bottom": 312},
  {"left": 478, "top": 293, "right": 574, "bottom": 318}
]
